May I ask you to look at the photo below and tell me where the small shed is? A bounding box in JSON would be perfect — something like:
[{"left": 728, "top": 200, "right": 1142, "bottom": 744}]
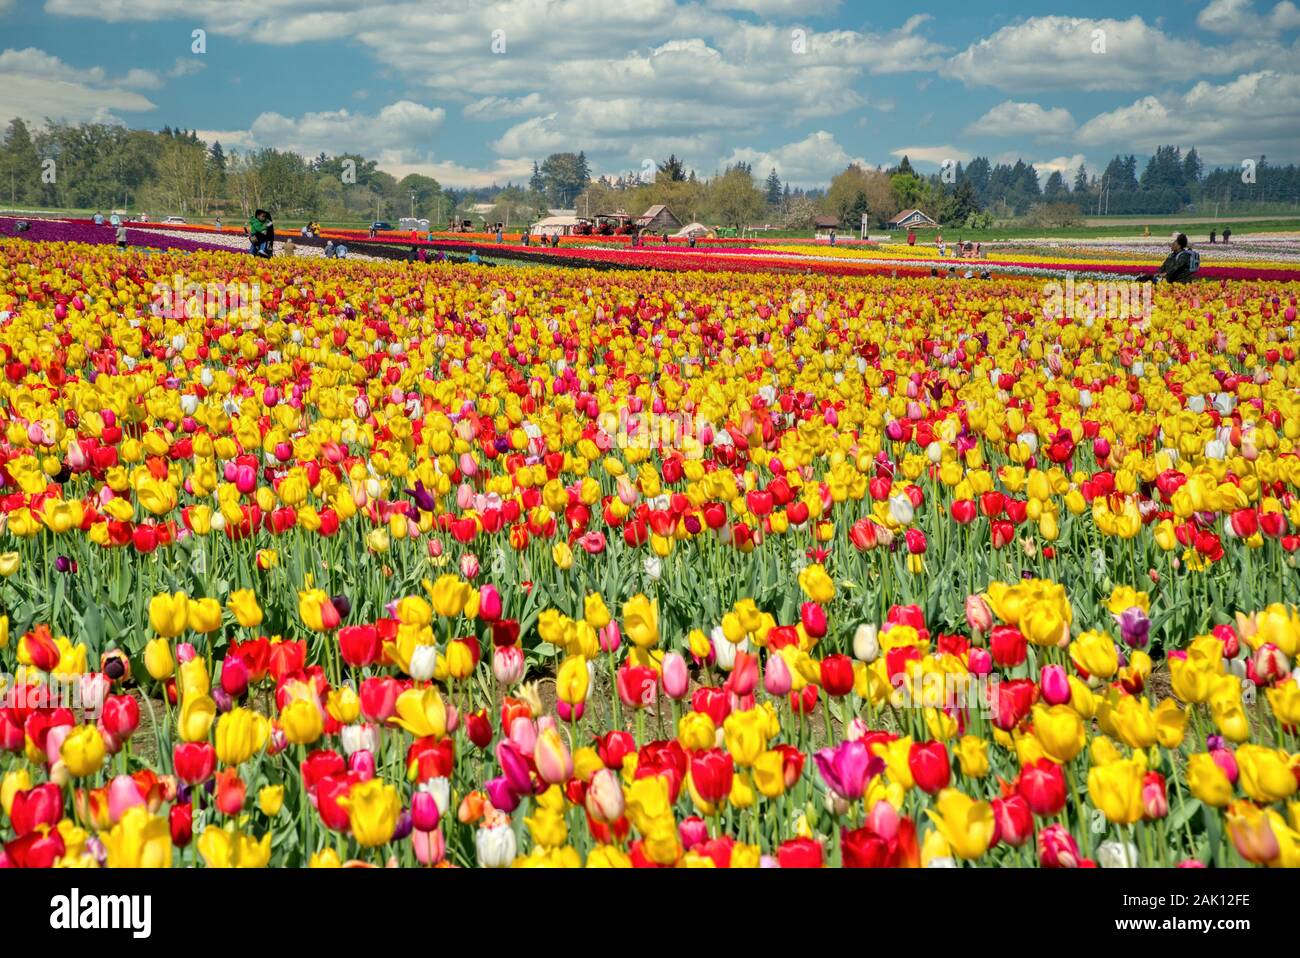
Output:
[
  {"left": 813, "top": 215, "right": 840, "bottom": 239},
  {"left": 636, "top": 205, "right": 682, "bottom": 233},
  {"left": 888, "top": 209, "right": 938, "bottom": 229}
]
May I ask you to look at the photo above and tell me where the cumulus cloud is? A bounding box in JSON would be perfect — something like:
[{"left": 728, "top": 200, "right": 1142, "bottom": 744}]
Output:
[
  {"left": 1197, "top": 0, "right": 1300, "bottom": 34},
  {"left": 947, "top": 16, "right": 1284, "bottom": 91},
  {"left": 40, "top": 0, "right": 938, "bottom": 168},
  {"left": 965, "top": 101, "right": 1075, "bottom": 138},
  {"left": 1074, "top": 71, "right": 1300, "bottom": 163},
  {"left": 0, "top": 47, "right": 157, "bottom": 124},
  {"left": 718, "top": 131, "right": 870, "bottom": 187},
  {"left": 890, "top": 145, "right": 973, "bottom": 168},
  {"left": 247, "top": 100, "right": 445, "bottom": 160}
]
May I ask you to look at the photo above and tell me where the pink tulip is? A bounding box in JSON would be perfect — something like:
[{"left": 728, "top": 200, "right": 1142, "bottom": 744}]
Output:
[
  {"left": 533, "top": 726, "right": 573, "bottom": 785},
  {"left": 661, "top": 652, "right": 689, "bottom": 700},
  {"left": 349, "top": 750, "right": 376, "bottom": 781},
  {"left": 763, "top": 652, "right": 792, "bottom": 697},
  {"left": 679, "top": 816, "right": 709, "bottom": 850},
  {"left": 107, "top": 775, "right": 145, "bottom": 823},
  {"left": 598, "top": 623, "right": 622, "bottom": 654},
  {"left": 813, "top": 739, "right": 883, "bottom": 802},
  {"left": 478, "top": 584, "right": 502, "bottom": 621},
  {"left": 493, "top": 646, "right": 524, "bottom": 686},
  {"left": 411, "top": 791, "right": 440, "bottom": 832},
  {"left": 496, "top": 740, "right": 535, "bottom": 795},
  {"left": 507, "top": 716, "right": 536, "bottom": 756},
  {"left": 411, "top": 827, "right": 446, "bottom": 866},
  {"left": 1040, "top": 664, "right": 1071, "bottom": 706},
  {"left": 865, "top": 799, "right": 899, "bottom": 841}
]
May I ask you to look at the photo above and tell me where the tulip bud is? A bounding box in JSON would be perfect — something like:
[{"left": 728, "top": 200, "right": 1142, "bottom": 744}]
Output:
[
  {"left": 763, "top": 651, "right": 792, "bottom": 696},
  {"left": 585, "top": 768, "right": 625, "bottom": 824},
  {"left": 661, "top": 652, "right": 689, "bottom": 700},
  {"left": 852, "top": 623, "right": 879, "bottom": 663},
  {"left": 493, "top": 645, "right": 524, "bottom": 687},
  {"left": 411, "top": 791, "right": 441, "bottom": 832},
  {"left": 965, "top": 595, "right": 993, "bottom": 637},
  {"left": 1040, "top": 664, "right": 1071, "bottom": 705},
  {"left": 478, "top": 584, "right": 502, "bottom": 621}
]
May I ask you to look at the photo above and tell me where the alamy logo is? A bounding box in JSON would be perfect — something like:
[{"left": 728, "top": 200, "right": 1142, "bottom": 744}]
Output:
[{"left": 49, "top": 889, "right": 151, "bottom": 938}]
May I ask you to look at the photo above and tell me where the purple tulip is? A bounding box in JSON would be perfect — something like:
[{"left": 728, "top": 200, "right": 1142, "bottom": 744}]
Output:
[{"left": 1115, "top": 606, "right": 1150, "bottom": 649}]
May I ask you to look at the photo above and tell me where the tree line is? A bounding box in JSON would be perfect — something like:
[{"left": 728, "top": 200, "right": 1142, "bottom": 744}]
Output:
[{"left": 1, "top": 117, "right": 1296, "bottom": 229}]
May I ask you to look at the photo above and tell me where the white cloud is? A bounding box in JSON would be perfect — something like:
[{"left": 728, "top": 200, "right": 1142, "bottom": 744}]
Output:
[
  {"left": 378, "top": 156, "right": 536, "bottom": 189},
  {"left": 39, "top": 1, "right": 940, "bottom": 170},
  {"left": 965, "top": 100, "right": 1075, "bottom": 138},
  {"left": 464, "top": 93, "right": 545, "bottom": 119},
  {"left": 0, "top": 47, "right": 157, "bottom": 124},
  {"left": 890, "top": 145, "right": 973, "bottom": 168},
  {"left": 718, "top": 131, "right": 869, "bottom": 187},
  {"left": 248, "top": 100, "right": 445, "bottom": 160},
  {"left": 948, "top": 16, "right": 1284, "bottom": 91},
  {"left": 1197, "top": 0, "right": 1300, "bottom": 34},
  {"left": 703, "top": 0, "right": 841, "bottom": 13},
  {"left": 1074, "top": 71, "right": 1300, "bottom": 163}
]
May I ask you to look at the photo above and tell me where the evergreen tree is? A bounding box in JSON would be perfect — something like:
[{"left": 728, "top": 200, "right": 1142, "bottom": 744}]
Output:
[{"left": 764, "top": 168, "right": 782, "bottom": 206}]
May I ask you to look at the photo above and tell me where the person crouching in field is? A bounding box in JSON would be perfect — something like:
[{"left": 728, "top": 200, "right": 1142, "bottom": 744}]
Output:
[{"left": 1140, "top": 233, "right": 1198, "bottom": 283}]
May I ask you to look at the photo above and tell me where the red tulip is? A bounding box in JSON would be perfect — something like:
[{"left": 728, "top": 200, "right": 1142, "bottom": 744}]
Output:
[
  {"left": 991, "top": 795, "right": 1033, "bottom": 847},
  {"left": 800, "top": 601, "right": 828, "bottom": 638},
  {"left": 777, "top": 836, "right": 824, "bottom": 868},
  {"left": 1017, "top": 759, "right": 1067, "bottom": 817},
  {"left": 688, "top": 748, "right": 734, "bottom": 805},
  {"left": 819, "top": 654, "right": 855, "bottom": 698},
  {"left": 173, "top": 742, "right": 216, "bottom": 785},
  {"left": 169, "top": 802, "right": 193, "bottom": 847},
  {"left": 907, "top": 740, "right": 951, "bottom": 794},
  {"left": 338, "top": 625, "right": 381, "bottom": 668},
  {"left": 100, "top": 694, "right": 141, "bottom": 739},
  {"left": 989, "top": 625, "right": 1028, "bottom": 668},
  {"left": 9, "top": 784, "right": 63, "bottom": 836}
]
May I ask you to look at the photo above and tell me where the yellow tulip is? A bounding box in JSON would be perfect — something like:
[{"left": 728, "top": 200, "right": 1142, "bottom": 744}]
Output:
[
  {"left": 197, "top": 826, "right": 272, "bottom": 868},
  {"left": 144, "top": 638, "right": 174, "bottom": 680},
  {"left": 1031, "top": 705, "right": 1085, "bottom": 764},
  {"left": 391, "top": 686, "right": 447, "bottom": 738},
  {"left": 258, "top": 785, "right": 285, "bottom": 817},
  {"left": 338, "top": 778, "right": 402, "bottom": 847},
  {"left": 1087, "top": 756, "right": 1146, "bottom": 825},
  {"left": 59, "top": 724, "right": 107, "bottom": 777},
  {"left": 622, "top": 593, "right": 660, "bottom": 649},
  {"left": 1186, "top": 753, "right": 1234, "bottom": 807},
  {"left": 227, "top": 589, "right": 263, "bottom": 628},
  {"left": 178, "top": 694, "right": 217, "bottom": 743},
  {"left": 101, "top": 806, "right": 172, "bottom": 867},
  {"left": 149, "top": 591, "right": 189, "bottom": 638},
  {"left": 925, "top": 788, "right": 995, "bottom": 860},
  {"left": 279, "top": 699, "right": 323, "bottom": 745}
]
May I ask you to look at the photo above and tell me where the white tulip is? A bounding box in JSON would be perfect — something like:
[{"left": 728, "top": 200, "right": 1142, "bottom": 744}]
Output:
[
  {"left": 476, "top": 823, "right": 517, "bottom": 868},
  {"left": 408, "top": 645, "right": 438, "bottom": 682},
  {"left": 1097, "top": 841, "right": 1140, "bottom": 868},
  {"left": 853, "top": 623, "right": 880, "bottom": 663}
]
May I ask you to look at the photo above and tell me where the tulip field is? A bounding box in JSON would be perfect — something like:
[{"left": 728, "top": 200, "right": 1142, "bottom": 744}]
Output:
[{"left": 3, "top": 230, "right": 1300, "bottom": 870}]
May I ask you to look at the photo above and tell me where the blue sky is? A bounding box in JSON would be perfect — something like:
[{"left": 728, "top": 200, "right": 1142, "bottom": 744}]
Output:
[{"left": 1, "top": 0, "right": 1298, "bottom": 187}]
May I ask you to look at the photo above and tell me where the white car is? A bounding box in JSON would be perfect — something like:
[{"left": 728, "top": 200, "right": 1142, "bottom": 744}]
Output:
[{"left": 164, "top": 216, "right": 186, "bottom": 225}]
